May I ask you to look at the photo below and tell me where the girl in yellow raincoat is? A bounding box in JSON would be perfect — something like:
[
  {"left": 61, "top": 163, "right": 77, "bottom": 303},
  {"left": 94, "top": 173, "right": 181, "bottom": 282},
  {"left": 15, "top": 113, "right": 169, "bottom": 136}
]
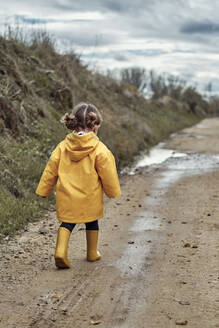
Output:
[{"left": 36, "top": 103, "right": 121, "bottom": 269}]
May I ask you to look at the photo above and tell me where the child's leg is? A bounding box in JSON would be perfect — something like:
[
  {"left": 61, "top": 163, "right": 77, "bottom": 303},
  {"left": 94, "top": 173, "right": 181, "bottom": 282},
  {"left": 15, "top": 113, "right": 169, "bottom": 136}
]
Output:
[
  {"left": 85, "top": 220, "right": 99, "bottom": 230},
  {"left": 54, "top": 222, "right": 75, "bottom": 268},
  {"left": 60, "top": 222, "right": 76, "bottom": 232},
  {"left": 85, "top": 220, "right": 101, "bottom": 262}
]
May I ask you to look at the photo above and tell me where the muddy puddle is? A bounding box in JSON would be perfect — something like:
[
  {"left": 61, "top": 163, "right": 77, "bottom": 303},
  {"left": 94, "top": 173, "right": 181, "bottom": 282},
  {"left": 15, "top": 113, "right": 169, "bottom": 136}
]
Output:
[
  {"left": 125, "top": 142, "right": 187, "bottom": 175},
  {"left": 115, "top": 213, "right": 163, "bottom": 277},
  {"left": 156, "top": 152, "right": 219, "bottom": 195}
]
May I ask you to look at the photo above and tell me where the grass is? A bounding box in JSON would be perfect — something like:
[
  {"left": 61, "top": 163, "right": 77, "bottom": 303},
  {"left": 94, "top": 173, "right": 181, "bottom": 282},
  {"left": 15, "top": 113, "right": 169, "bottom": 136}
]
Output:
[
  {"left": 0, "top": 187, "right": 52, "bottom": 236},
  {"left": 0, "top": 114, "right": 66, "bottom": 236}
]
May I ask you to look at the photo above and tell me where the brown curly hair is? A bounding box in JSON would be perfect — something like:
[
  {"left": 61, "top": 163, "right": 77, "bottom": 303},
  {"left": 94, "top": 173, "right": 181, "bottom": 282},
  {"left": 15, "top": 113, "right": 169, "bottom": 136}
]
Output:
[{"left": 61, "top": 103, "right": 102, "bottom": 131}]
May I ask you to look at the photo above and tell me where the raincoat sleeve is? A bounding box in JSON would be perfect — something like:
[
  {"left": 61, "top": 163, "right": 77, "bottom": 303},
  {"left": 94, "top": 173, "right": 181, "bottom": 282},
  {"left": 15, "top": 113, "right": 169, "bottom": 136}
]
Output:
[
  {"left": 35, "top": 146, "right": 60, "bottom": 197},
  {"left": 95, "top": 148, "right": 121, "bottom": 198}
]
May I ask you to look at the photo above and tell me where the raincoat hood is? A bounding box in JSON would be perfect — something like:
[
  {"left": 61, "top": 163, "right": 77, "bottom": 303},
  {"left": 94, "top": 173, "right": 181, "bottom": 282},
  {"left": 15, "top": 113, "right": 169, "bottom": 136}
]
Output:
[{"left": 65, "top": 132, "right": 99, "bottom": 161}]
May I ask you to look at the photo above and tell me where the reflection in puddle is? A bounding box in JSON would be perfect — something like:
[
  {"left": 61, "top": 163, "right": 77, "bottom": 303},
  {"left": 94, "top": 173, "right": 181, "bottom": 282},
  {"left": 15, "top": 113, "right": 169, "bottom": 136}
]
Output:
[
  {"left": 196, "top": 123, "right": 207, "bottom": 128},
  {"left": 115, "top": 235, "right": 150, "bottom": 276},
  {"left": 171, "top": 133, "right": 205, "bottom": 139},
  {"left": 130, "top": 214, "right": 162, "bottom": 232},
  {"left": 164, "top": 153, "right": 219, "bottom": 171},
  {"left": 115, "top": 213, "right": 163, "bottom": 276},
  {"left": 128, "top": 143, "right": 187, "bottom": 175},
  {"left": 135, "top": 148, "right": 186, "bottom": 168},
  {"left": 194, "top": 135, "right": 205, "bottom": 139},
  {"left": 156, "top": 153, "right": 219, "bottom": 191}
]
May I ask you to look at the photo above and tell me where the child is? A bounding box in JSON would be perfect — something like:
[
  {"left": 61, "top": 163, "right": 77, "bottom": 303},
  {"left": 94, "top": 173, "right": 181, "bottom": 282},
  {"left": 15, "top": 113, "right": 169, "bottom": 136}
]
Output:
[{"left": 36, "top": 103, "right": 121, "bottom": 269}]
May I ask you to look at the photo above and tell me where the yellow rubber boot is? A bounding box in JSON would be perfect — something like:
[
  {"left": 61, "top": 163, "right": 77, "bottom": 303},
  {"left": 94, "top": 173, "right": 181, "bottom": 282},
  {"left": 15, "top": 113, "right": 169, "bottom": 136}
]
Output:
[
  {"left": 86, "top": 230, "right": 101, "bottom": 262},
  {"left": 54, "top": 227, "right": 71, "bottom": 269}
]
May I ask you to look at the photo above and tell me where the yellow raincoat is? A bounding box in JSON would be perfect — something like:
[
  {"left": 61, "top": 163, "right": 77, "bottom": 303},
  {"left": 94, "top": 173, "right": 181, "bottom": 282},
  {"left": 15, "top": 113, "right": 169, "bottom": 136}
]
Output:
[{"left": 36, "top": 132, "right": 121, "bottom": 223}]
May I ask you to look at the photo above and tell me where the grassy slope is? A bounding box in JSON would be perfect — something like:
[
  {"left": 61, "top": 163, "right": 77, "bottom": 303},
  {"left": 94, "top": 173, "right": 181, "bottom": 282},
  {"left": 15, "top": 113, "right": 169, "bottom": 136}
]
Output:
[{"left": 0, "top": 37, "right": 206, "bottom": 236}]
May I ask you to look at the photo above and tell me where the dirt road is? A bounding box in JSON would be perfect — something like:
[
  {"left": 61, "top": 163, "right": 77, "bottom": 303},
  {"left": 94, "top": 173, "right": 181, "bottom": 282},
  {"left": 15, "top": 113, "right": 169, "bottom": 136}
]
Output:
[{"left": 1, "top": 118, "right": 219, "bottom": 328}]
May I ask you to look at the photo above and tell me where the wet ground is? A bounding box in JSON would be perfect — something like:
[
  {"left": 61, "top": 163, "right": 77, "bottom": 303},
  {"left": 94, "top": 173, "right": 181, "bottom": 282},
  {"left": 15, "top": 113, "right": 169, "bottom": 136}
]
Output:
[{"left": 0, "top": 118, "right": 219, "bottom": 328}]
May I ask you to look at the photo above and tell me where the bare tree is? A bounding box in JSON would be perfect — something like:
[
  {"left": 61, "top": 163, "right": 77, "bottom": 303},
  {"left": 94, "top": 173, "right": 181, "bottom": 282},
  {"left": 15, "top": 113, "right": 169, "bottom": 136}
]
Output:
[
  {"left": 149, "top": 70, "right": 186, "bottom": 100},
  {"left": 149, "top": 70, "right": 167, "bottom": 99},
  {"left": 205, "top": 81, "right": 213, "bottom": 100},
  {"left": 166, "top": 74, "right": 186, "bottom": 100},
  {"left": 120, "top": 67, "right": 147, "bottom": 94}
]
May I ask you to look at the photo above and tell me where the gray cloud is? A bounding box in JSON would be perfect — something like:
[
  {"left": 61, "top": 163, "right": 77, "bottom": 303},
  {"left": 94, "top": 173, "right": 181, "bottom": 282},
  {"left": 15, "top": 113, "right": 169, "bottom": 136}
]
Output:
[
  {"left": 15, "top": 14, "right": 96, "bottom": 25},
  {"left": 128, "top": 49, "right": 168, "bottom": 57},
  {"left": 51, "top": 0, "right": 151, "bottom": 14},
  {"left": 113, "top": 54, "right": 128, "bottom": 62},
  {"left": 15, "top": 15, "right": 54, "bottom": 25},
  {"left": 181, "top": 21, "right": 219, "bottom": 34}
]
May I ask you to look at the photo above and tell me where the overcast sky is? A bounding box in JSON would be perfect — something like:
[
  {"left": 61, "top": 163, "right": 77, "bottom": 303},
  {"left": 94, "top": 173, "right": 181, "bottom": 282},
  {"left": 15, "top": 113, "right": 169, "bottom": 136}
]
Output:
[{"left": 1, "top": 0, "right": 219, "bottom": 94}]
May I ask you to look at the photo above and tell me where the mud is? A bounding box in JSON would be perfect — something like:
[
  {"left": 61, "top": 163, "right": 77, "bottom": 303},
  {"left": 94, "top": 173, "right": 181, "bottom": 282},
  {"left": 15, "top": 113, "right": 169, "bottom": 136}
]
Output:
[{"left": 0, "top": 118, "right": 219, "bottom": 328}]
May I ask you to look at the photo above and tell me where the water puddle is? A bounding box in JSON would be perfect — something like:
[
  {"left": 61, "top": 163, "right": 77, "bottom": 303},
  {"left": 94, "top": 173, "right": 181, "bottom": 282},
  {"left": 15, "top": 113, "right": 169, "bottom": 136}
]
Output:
[
  {"left": 196, "top": 123, "right": 208, "bottom": 128},
  {"left": 135, "top": 148, "right": 186, "bottom": 168},
  {"left": 114, "top": 211, "right": 163, "bottom": 276},
  {"left": 126, "top": 142, "right": 187, "bottom": 175},
  {"left": 115, "top": 210, "right": 163, "bottom": 277},
  {"left": 156, "top": 153, "right": 219, "bottom": 191},
  {"left": 130, "top": 213, "right": 162, "bottom": 232},
  {"left": 171, "top": 132, "right": 205, "bottom": 139},
  {"left": 115, "top": 235, "right": 149, "bottom": 276}
]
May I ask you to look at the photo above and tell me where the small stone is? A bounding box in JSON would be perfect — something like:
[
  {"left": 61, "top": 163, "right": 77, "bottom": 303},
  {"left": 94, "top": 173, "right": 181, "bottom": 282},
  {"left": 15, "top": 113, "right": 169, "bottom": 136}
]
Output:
[
  {"left": 16, "top": 302, "right": 24, "bottom": 306},
  {"left": 90, "top": 320, "right": 101, "bottom": 325},
  {"left": 62, "top": 308, "right": 68, "bottom": 315},
  {"left": 38, "top": 227, "right": 48, "bottom": 235},
  {"left": 90, "top": 315, "right": 102, "bottom": 325},
  {"left": 175, "top": 320, "right": 188, "bottom": 325},
  {"left": 179, "top": 301, "right": 190, "bottom": 305},
  {"left": 52, "top": 294, "right": 61, "bottom": 300}
]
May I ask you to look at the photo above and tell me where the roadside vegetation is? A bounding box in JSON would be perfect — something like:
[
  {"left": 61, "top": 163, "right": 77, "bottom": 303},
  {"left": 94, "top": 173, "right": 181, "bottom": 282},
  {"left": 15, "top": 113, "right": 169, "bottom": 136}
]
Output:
[{"left": 0, "top": 27, "right": 218, "bottom": 237}]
